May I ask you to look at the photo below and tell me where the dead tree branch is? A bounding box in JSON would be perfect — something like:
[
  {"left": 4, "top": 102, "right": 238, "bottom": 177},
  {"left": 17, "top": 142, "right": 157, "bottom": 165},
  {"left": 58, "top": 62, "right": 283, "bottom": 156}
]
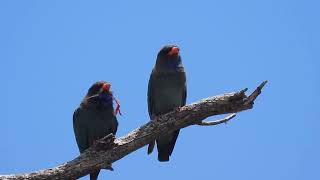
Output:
[{"left": 0, "top": 81, "right": 267, "bottom": 180}]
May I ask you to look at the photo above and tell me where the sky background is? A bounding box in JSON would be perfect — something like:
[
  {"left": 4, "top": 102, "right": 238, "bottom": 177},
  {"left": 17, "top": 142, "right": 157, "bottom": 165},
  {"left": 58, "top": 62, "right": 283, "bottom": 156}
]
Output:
[{"left": 0, "top": 1, "right": 319, "bottom": 180}]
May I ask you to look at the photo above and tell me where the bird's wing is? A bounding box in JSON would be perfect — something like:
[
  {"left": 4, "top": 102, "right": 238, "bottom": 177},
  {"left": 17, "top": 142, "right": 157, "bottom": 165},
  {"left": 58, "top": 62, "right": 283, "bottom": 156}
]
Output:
[
  {"left": 147, "top": 71, "right": 155, "bottom": 119},
  {"left": 147, "top": 71, "right": 156, "bottom": 154},
  {"left": 73, "top": 108, "right": 89, "bottom": 153},
  {"left": 182, "top": 81, "right": 187, "bottom": 106},
  {"left": 168, "top": 73, "right": 186, "bottom": 156}
]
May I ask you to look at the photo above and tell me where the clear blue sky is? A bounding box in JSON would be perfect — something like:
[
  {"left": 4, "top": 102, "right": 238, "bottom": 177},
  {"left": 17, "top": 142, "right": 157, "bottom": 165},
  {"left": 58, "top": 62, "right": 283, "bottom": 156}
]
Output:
[{"left": 0, "top": 1, "right": 319, "bottom": 180}]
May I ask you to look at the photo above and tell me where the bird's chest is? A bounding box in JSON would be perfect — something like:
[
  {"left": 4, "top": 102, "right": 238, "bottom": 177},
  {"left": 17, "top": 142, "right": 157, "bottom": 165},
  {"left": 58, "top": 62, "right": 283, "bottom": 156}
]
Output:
[
  {"left": 85, "top": 108, "right": 117, "bottom": 131},
  {"left": 90, "top": 109, "right": 115, "bottom": 124},
  {"left": 153, "top": 75, "right": 185, "bottom": 112}
]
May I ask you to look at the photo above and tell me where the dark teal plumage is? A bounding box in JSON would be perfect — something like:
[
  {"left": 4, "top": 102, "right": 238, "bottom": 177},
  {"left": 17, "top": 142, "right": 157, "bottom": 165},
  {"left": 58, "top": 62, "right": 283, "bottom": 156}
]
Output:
[
  {"left": 147, "top": 45, "right": 187, "bottom": 162},
  {"left": 73, "top": 81, "right": 118, "bottom": 180}
]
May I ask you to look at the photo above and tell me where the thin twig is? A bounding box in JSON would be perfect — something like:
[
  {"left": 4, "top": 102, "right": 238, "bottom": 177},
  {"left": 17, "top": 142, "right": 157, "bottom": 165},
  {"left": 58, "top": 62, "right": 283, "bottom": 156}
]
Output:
[{"left": 196, "top": 113, "right": 236, "bottom": 126}]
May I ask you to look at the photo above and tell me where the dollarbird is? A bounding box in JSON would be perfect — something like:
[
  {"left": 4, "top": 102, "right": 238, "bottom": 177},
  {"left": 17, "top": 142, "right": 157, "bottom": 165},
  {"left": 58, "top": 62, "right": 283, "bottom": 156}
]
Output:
[
  {"left": 73, "top": 81, "right": 121, "bottom": 180},
  {"left": 147, "top": 45, "right": 187, "bottom": 162}
]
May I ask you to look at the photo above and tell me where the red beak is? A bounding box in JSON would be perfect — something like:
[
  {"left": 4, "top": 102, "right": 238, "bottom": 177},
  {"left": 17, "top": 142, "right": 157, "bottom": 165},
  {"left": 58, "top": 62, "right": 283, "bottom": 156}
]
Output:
[
  {"left": 102, "top": 83, "right": 111, "bottom": 92},
  {"left": 168, "top": 47, "right": 179, "bottom": 56}
]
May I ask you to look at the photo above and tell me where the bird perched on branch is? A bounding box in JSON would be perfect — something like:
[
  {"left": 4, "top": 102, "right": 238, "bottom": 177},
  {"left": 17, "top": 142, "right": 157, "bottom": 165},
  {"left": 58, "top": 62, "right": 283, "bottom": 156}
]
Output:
[
  {"left": 73, "top": 81, "right": 121, "bottom": 180},
  {"left": 147, "top": 45, "right": 187, "bottom": 162}
]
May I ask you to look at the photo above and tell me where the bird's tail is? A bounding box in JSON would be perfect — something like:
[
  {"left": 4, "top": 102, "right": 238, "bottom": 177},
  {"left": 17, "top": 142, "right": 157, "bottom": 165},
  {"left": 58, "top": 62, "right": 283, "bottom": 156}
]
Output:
[
  {"left": 157, "top": 130, "right": 180, "bottom": 162},
  {"left": 167, "top": 130, "right": 180, "bottom": 156},
  {"left": 148, "top": 141, "right": 155, "bottom": 154},
  {"left": 90, "top": 170, "right": 100, "bottom": 180},
  {"left": 158, "top": 151, "right": 170, "bottom": 162}
]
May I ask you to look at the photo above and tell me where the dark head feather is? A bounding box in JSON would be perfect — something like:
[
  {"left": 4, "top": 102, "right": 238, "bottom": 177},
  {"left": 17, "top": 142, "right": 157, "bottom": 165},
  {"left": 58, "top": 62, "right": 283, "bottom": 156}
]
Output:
[
  {"left": 81, "top": 81, "right": 114, "bottom": 109},
  {"left": 155, "top": 44, "right": 184, "bottom": 72}
]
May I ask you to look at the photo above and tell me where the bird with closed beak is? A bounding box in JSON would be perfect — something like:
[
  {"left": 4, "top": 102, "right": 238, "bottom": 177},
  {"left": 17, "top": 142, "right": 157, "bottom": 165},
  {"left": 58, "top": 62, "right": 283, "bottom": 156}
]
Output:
[{"left": 147, "top": 45, "right": 187, "bottom": 162}]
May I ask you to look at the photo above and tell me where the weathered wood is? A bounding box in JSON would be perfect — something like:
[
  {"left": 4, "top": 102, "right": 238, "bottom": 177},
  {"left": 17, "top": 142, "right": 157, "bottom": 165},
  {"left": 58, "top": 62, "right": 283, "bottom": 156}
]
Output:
[{"left": 0, "top": 81, "right": 267, "bottom": 180}]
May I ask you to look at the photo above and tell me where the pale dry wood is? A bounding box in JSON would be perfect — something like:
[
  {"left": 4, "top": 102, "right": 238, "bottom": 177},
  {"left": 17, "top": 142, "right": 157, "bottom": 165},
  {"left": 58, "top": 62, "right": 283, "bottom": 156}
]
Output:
[
  {"left": 0, "top": 81, "right": 267, "bottom": 180},
  {"left": 196, "top": 113, "right": 236, "bottom": 126}
]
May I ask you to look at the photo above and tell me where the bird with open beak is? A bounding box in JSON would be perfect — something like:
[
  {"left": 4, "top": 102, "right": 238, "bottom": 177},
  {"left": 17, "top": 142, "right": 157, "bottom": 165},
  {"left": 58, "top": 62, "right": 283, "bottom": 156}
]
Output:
[{"left": 73, "top": 81, "right": 121, "bottom": 180}]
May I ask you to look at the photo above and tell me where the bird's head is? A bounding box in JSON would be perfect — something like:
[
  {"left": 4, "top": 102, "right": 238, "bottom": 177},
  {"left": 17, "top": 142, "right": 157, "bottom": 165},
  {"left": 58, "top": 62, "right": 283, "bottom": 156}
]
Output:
[
  {"left": 82, "top": 81, "right": 122, "bottom": 115},
  {"left": 82, "top": 81, "right": 113, "bottom": 107},
  {"left": 87, "top": 81, "right": 112, "bottom": 96},
  {"left": 155, "top": 44, "right": 184, "bottom": 72}
]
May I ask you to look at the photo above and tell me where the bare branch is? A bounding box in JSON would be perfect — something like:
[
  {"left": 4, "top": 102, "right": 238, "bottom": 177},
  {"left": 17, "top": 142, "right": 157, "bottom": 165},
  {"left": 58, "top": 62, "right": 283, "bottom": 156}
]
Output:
[
  {"left": 0, "top": 81, "right": 267, "bottom": 180},
  {"left": 196, "top": 113, "right": 236, "bottom": 126}
]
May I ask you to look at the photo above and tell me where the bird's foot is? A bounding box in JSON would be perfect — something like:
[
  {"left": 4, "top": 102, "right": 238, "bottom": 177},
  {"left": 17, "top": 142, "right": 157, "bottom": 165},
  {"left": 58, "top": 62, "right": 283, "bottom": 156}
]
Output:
[{"left": 173, "top": 107, "right": 181, "bottom": 112}]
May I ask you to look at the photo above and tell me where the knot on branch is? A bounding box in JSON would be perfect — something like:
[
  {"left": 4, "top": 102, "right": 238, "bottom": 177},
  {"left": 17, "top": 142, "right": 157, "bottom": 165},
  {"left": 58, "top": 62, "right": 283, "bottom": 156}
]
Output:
[
  {"left": 229, "top": 88, "right": 248, "bottom": 102},
  {"left": 92, "top": 134, "right": 117, "bottom": 152}
]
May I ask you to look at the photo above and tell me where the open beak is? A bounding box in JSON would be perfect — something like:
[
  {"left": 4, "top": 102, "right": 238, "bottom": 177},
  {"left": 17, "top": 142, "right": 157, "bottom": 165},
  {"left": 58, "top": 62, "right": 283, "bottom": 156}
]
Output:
[{"left": 101, "top": 83, "right": 111, "bottom": 92}]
